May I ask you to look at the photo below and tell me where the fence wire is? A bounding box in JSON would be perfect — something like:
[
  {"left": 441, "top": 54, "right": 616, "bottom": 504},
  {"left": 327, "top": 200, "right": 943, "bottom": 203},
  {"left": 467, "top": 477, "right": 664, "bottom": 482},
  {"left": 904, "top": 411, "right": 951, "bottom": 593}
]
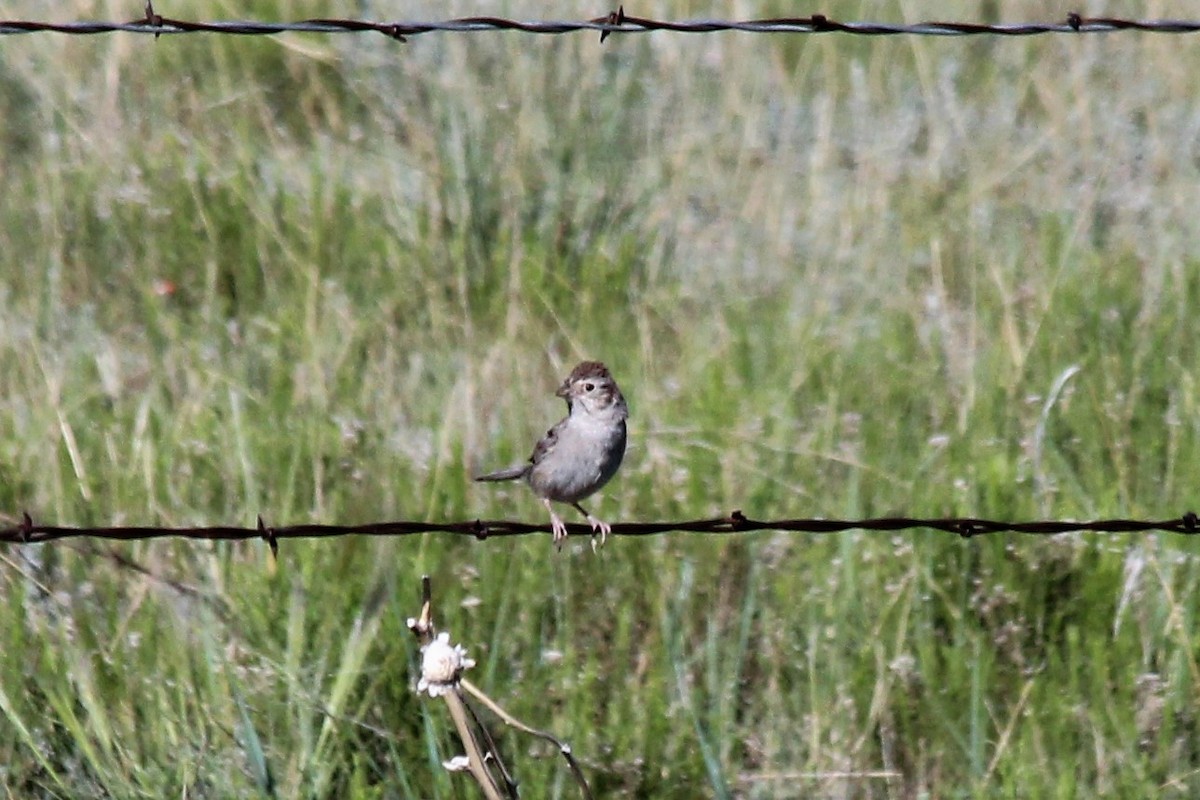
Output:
[
  {"left": 2, "top": 5, "right": 1199, "bottom": 41},
  {"left": 2, "top": 511, "right": 1198, "bottom": 551}
]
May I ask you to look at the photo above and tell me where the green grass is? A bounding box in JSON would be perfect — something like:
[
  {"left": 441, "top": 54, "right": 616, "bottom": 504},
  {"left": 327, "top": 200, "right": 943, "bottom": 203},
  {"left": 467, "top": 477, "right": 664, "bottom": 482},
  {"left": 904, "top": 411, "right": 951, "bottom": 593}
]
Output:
[{"left": 2, "top": 0, "right": 1200, "bottom": 797}]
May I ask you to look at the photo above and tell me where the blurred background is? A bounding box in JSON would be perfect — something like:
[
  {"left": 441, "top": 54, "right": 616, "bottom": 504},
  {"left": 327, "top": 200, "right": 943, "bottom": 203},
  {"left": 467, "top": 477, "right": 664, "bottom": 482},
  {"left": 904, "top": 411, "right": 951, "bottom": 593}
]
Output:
[{"left": 2, "top": 1, "right": 1199, "bottom": 796}]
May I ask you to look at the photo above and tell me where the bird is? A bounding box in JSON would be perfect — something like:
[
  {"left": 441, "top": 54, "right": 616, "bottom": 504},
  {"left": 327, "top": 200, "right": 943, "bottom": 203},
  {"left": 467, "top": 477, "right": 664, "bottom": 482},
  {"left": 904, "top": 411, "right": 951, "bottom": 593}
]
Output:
[{"left": 476, "top": 361, "right": 628, "bottom": 549}]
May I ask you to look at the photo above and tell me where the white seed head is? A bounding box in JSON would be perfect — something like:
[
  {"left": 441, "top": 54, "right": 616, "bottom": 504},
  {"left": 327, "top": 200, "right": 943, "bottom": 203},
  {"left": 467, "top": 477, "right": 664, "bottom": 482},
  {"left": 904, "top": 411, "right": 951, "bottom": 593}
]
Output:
[
  {"left": 443, "top": 755, "right": 471, "bottom": 772},
  {"left": 417, "top": 632, "right": 476, "bottom": 696}
]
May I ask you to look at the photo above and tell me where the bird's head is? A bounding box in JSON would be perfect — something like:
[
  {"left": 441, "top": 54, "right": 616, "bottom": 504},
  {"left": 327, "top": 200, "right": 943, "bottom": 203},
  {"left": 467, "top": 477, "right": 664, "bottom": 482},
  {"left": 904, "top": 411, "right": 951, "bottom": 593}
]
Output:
[{"left": 556, "top": 361, "right": 628, "bottom": 420}]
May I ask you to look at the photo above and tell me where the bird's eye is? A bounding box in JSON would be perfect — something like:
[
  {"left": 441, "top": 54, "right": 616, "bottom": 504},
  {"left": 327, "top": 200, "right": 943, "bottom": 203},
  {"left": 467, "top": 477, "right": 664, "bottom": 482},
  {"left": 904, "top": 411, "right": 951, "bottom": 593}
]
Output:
[{"left": 584, "top": 382, "right": 595, "bottom": 392}]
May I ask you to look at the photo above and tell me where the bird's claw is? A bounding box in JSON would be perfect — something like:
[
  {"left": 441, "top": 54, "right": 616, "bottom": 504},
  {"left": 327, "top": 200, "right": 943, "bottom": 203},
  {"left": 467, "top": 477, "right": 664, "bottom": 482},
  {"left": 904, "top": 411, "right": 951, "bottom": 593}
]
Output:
[
  {"left": 551, "top": 513, "right": 569, "bottom": 550},
  {"left": 587, "top": 515, "right": 611, "bottom": 553}
]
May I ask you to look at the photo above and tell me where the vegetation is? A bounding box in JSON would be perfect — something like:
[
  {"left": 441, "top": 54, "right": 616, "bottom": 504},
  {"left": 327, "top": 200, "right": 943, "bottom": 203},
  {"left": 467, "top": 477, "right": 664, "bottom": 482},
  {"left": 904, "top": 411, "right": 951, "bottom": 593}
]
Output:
[{"left": 2, "top": 0, "right": 1199, "bottom": 796}]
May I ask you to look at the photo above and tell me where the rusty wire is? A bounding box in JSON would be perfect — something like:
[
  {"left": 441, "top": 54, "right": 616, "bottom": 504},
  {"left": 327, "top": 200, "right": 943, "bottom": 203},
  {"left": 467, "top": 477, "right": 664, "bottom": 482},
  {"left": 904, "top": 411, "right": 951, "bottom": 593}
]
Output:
[
  {"left": 2, "top": 511, "right": 1198, "bottom": 551},
  {"left": 1, "top": 5, "right": 1199, "bottom": 41}
]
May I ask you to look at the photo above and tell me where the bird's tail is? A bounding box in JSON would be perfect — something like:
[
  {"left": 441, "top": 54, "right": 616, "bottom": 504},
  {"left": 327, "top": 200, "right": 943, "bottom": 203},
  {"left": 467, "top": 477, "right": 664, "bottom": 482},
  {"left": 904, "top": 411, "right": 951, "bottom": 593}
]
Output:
[{"left": 474, "top": 465, "right": 528, "bottom": 482}]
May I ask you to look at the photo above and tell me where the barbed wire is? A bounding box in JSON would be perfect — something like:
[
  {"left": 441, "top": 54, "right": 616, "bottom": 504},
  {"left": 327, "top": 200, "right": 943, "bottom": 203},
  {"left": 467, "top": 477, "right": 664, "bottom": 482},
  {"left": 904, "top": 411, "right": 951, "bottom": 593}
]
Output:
[
  {"left": 2, "top": 511, "right": 1197, "bottom": 552},
  {"left": 1, "top": 4, "right": 1199, "bottom": 42}
]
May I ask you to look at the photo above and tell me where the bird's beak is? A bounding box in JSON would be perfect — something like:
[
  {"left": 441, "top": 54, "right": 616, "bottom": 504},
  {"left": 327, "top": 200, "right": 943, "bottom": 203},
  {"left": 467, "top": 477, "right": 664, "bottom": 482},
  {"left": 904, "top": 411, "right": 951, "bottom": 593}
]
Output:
[{"left": 555, "top": 380, "right": 572, "bottom": 399}]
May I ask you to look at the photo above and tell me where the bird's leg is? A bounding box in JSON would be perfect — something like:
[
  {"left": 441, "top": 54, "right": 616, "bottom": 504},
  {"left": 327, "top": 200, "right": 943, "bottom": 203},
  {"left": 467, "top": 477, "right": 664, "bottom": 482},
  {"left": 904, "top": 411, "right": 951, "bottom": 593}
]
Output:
[
  {"left": 543, "top": 498, "right": 569, "bottom": 549},
  {"left": 572, "top": 502, "right": 611, "bottom": 552}
]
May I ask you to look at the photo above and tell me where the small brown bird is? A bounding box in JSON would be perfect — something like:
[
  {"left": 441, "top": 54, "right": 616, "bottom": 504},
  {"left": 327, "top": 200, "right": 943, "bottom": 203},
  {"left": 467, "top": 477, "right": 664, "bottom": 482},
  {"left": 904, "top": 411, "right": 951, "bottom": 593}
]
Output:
[{"left": 476, "top": 361, "right": 628, "bottom": 548}]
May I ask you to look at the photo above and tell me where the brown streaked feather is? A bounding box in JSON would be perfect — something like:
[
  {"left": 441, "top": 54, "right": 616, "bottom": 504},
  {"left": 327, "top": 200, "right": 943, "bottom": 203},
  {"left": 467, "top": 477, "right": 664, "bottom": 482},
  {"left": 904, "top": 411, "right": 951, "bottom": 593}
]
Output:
[
  {"left": 529, "top": 419, "right": 565, "bottom": 466},
  {"left": 566, "top": 361, "right": 612, "bottom": 382}
]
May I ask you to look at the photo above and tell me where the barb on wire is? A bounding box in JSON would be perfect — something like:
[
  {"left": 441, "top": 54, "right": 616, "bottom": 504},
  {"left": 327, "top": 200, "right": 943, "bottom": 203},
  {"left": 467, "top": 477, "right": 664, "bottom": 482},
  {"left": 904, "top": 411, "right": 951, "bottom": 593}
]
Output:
[
  {"left": 2, "top": 510, "right": 1198, "bottom": 547},
  {"left": 2, "top": 7, "right": 1200, "bottom": 40}
]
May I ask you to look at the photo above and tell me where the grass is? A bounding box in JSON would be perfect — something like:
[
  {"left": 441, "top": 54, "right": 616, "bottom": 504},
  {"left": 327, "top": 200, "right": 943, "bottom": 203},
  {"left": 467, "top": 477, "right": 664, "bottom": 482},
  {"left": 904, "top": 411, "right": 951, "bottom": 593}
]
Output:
[{"left": 2, "top": 0, "right": 1200, "bottom": 796}]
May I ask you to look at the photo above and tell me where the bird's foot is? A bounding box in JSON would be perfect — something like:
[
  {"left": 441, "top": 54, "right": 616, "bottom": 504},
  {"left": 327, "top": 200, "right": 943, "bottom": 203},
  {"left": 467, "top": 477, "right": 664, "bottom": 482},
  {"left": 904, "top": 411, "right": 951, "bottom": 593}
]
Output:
[
  {"left": 586, "top": 515, "right": 611, "bottom": 553},
  {"left": 550, "top": 511, "right": 569, "bottom": 550}
]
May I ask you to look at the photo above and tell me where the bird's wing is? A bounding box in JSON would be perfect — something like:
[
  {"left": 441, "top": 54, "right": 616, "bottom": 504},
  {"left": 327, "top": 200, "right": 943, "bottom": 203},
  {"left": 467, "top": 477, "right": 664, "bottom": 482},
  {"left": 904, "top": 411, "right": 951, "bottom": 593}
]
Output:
[{"left": 529, "top": 416, "right": 567, "bottom": 466}]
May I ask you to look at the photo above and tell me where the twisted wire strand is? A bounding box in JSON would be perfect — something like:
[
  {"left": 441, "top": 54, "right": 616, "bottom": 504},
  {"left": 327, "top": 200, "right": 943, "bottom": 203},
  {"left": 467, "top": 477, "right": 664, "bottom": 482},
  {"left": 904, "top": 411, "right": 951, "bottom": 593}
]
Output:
[
  {"left": 2, "top": 6, "right": 1198, "bottom": 40},
  {"left": 2, "top": 510, "right": 1197, "bottom": 548}
]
